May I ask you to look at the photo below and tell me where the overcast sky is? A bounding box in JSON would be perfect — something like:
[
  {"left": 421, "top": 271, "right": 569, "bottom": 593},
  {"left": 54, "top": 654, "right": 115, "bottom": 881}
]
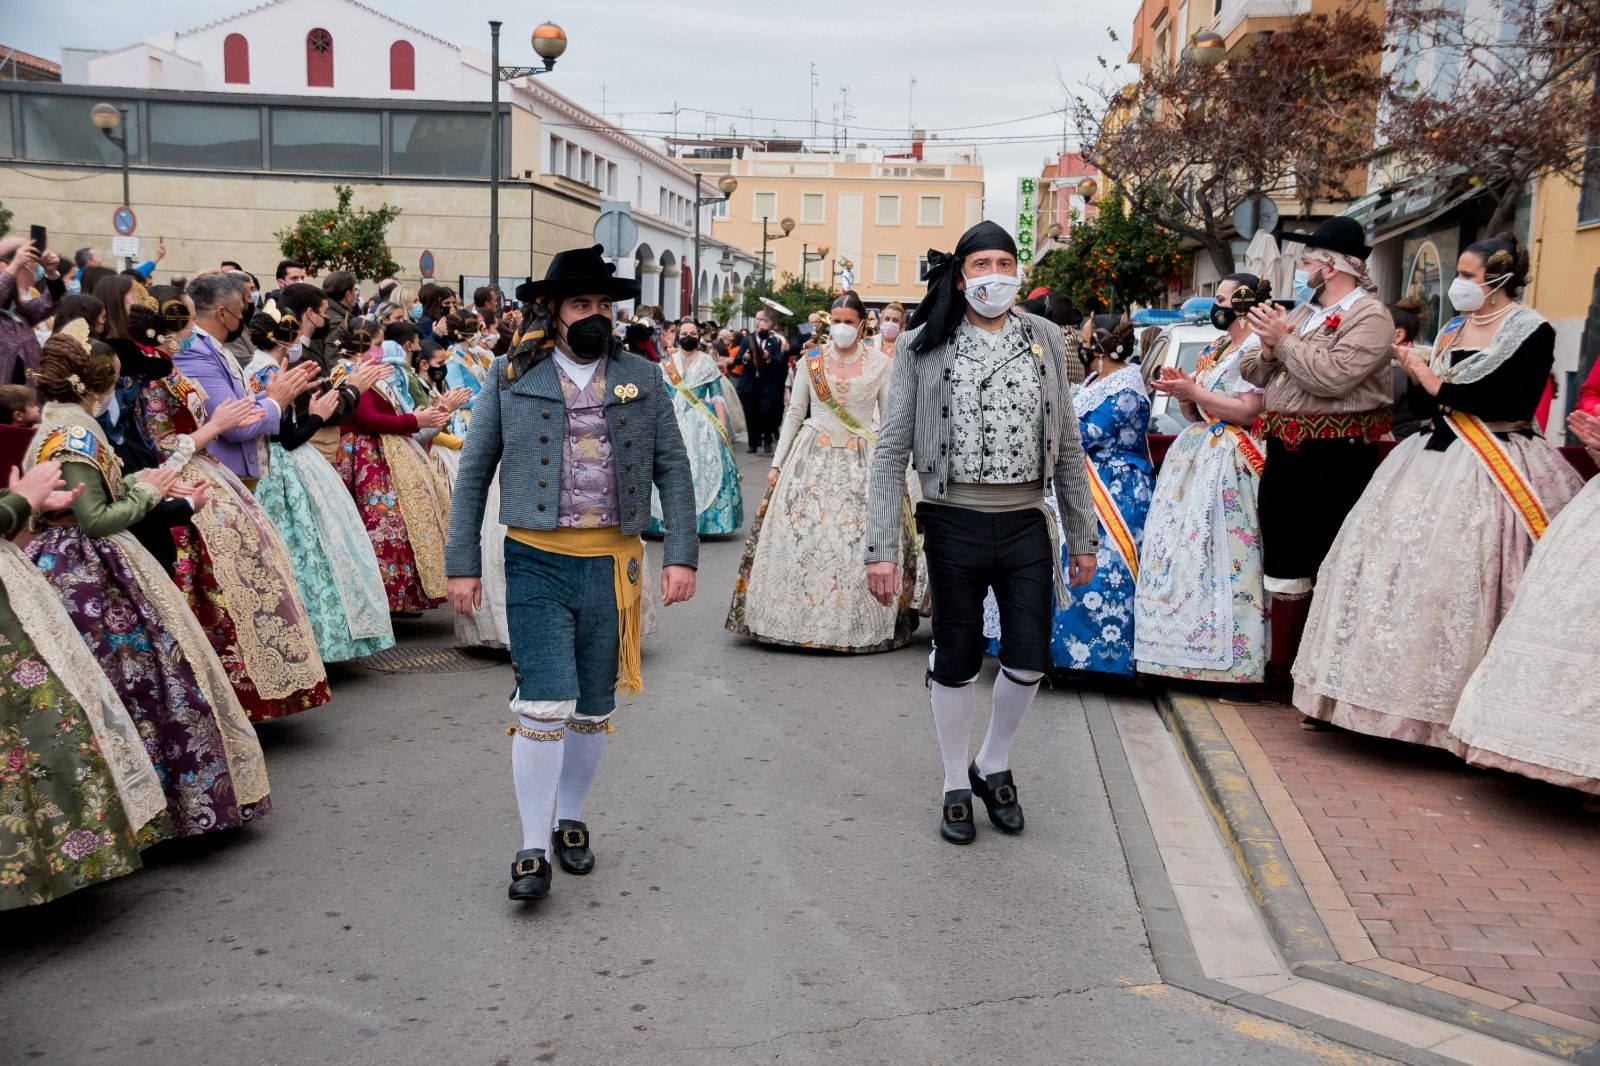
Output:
[{"left": 7, "top": 0, "right": 1142, "bottom": 240}]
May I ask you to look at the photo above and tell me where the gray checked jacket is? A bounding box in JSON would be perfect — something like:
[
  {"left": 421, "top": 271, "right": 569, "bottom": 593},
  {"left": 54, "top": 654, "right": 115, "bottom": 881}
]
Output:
[
  {"left": 864, "top": 309, "right": 1099, "bottom": 562},
  {"left": 445, "top": 347, "right": 700, "bottom": 577}
]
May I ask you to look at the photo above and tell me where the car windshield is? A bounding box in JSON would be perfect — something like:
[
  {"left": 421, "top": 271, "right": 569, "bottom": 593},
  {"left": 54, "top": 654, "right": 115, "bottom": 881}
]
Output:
[{"left": 1148, "top": 340, "right": 1221, "bottom": 435}]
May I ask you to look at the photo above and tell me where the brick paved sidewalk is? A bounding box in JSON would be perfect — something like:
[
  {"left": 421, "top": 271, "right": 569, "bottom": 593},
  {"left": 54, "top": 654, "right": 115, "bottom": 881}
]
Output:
[{"left": 1214, "top": 698, "right": 1600, "bottom": 1033}]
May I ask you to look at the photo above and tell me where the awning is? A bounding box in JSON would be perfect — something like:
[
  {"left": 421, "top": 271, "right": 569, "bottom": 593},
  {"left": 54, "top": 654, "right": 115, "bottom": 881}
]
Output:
[{"left": 1340, "top": 170, "right": 1484, "bottom": 245}]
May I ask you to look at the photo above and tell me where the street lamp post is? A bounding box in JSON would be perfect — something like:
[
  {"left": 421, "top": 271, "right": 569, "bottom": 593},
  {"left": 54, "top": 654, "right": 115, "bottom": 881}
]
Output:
[
  {"left": 692, "top": 173, "right": 738, "bottom": 315},
  {"left": 801, "top": 244, "right": 829, "bottom": 287},
  {"left": 489, "top": 19, "right": 567, "bottom": 296},
  {"left": 91, "top": 102, "right": 131, "bottom": 267},
  {"left": 759, "top": 216, "right": 795, "bottom": 290}
]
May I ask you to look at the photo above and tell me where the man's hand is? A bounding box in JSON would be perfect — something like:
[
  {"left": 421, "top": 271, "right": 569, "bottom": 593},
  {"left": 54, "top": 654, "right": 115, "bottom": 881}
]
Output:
[
  {"left": 176, "top": 481, "right": 209, "bottom": 511},
  {"left": 866, "top": 561, "right": 899, "bottom": 606},
  {"left": 153, "top": 242, "right": 168, "bottom": 263},
  {"left": 266, "top": 360, "right": 322, "bottom": 406},
  {"left": 1068, "top": 553, "right": 1097, "bottom": 588},
  {"left": 661, "top": 564, "right": 696, "bottom": 606},
  {"left": 1245, "top": 303, "right": 1290, "bottom": 349},
  {"left": 211, "top": 396, "right": 266, "bottom": 432},
  {"left": 39, "top": 249, "right": 61, "bottom": 278},
  {"left": 448, "top": 576, "right": 482, "bottom": 615}
]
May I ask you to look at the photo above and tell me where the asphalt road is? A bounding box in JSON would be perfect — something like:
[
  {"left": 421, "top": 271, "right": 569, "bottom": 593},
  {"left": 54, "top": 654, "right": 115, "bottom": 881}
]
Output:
[{"left": 0, "top": 450, "right": 1382, "bottom": 1065}]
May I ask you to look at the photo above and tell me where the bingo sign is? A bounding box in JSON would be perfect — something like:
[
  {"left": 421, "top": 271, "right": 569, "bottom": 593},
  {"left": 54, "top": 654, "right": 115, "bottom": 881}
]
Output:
[
  {"left": 419, "top": 249, "right": 435, "bottom": 279},
  {"left": 112, "top": 205, "right": 137, "bottom": 237},
  {"left": 1016, "top": 178, "right": 1036, "bottom": 264}
]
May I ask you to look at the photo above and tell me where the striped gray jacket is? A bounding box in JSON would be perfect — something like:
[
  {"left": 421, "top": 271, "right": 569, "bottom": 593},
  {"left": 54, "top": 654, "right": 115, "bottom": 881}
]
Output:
[{"left": 864, "top": 310, "right": 1099, "bottom": 562}]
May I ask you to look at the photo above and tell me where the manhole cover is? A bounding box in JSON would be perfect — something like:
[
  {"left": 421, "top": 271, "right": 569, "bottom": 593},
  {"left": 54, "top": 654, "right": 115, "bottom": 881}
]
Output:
[{"left": 355, "top": 645, "right": 505, "bottom": 674}]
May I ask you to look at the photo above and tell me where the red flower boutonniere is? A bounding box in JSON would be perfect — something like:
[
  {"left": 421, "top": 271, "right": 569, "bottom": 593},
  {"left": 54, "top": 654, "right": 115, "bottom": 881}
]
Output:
[{"left": 1322, "top": 313, "right": 1343, "bottom": 335}]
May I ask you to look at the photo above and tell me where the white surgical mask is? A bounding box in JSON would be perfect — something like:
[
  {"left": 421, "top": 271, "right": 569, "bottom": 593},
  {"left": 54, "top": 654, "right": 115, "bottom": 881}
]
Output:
[
  {"left": 1448, "top": 273, "right": 1508, "bottom": 314},
  {"left": 963, "top": 273, "right": 1019, "bottom": 319},
  {"left": 830, "top": 323, "right": 859, "bottom": 349}
]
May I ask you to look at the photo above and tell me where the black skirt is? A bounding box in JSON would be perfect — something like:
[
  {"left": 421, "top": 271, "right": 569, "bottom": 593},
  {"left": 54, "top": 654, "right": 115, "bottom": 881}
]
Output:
[{"left": 1257, "top": 437, "right": 1380, "bottom": 584}]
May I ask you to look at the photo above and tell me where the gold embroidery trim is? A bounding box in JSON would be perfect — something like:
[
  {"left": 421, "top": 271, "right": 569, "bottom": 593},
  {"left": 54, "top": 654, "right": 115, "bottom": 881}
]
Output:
[
  {"left": 568, "top": 718, "right": 613, "bottom": 735},
  {"left": 507, "top": 722, "right": 566, "bottom": 741},
  {"left": 380, "top": 434, "right": 450, "bottom": 599}
]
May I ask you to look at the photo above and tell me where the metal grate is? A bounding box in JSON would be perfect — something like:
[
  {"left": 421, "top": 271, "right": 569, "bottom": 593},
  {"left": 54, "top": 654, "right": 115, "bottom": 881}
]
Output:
[{"left": 354, "top": 645, "right": 504, "bottom": 675}]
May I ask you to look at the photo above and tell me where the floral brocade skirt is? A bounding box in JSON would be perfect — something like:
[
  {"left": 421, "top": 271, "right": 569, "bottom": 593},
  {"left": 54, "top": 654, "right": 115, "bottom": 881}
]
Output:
[
  {"left": 725, "top": 430, "right": 918, "bottom": 653},
  {"left": 337, "top": 431, "right": 446, "bottom": 614},
  {"left": 28, "top": 528, "right": 257, "bottom": 836},
  {"left": 173, "top": 526, "right": 330, "bottom": 723}
]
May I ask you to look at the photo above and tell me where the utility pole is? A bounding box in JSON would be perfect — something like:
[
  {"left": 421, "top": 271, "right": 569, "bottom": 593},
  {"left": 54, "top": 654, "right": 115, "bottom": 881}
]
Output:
[
  {"left": 809, "top": 62, "right": 818, "bottom": 146},
  {"left": 908, "top": 76, "right": 916, "bottom": 130}
]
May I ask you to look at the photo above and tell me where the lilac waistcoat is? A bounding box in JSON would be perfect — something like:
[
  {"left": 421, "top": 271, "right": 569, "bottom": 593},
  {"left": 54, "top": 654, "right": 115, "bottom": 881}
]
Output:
[{"left": 556, "top": 359, "right": 620, "bottom": 528}]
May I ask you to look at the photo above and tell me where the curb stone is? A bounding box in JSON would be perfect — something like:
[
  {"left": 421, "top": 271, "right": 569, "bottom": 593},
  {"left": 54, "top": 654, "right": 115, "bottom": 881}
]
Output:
[{"left": 1154, "top": 689, "right": 1600, "bottom": 1065}]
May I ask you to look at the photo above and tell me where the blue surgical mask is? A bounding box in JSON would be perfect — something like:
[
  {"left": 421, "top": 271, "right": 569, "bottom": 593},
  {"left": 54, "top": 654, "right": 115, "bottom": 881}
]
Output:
[
  {"left": 1293, "top": 270, "right": 1315, "bottom": 305},
  {"left": 66, "top": 278, "right": 81, "bottom": 296},
  {"left": 409, "top": 302, "right": 424, "bottom": 321}
]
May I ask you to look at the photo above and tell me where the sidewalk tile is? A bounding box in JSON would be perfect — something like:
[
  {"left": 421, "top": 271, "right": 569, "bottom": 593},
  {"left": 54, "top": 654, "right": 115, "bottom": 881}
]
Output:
[
  {"left": 1267, "top": 980, "right": 1463, "bottom": 1047},
  {"left": 1509, "top": 1003, "right": 1600, "bottom": 1039},
  {"left": 1427, "top": 1031, "right": 1569, "bottom": 1066},
  {"left": 1418, "top": 975, "right": 1518, "bottom": 1010}
]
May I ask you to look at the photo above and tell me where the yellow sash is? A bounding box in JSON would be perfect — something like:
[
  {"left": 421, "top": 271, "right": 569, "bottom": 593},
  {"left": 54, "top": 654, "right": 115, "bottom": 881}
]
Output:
[
  {"left": 505, "top": 525, "right": 645, "bottom": 695},
  {"left": 663, "top": 358, "right": 734, "bottom": 452},
  {"left": 1442, "top": 411, "right": 1549, "bottom": 539},
  {"left": 1084, "top": 456, "right": 1139, "bottom": 580}
]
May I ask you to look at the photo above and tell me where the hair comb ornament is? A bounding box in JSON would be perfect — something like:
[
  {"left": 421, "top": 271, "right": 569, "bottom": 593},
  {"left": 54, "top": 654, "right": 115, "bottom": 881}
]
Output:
[
  {"left": 130, "top": 281, "right": 158, "bottom": 311},
  {"left": 59, "top": 318, "right": 92, "bottom": 355},
  {"left": 159, "top": 299, "right": 192, "bottom": 334}
]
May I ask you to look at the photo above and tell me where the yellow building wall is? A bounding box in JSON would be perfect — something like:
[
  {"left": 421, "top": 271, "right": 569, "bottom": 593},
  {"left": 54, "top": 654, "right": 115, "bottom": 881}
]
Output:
[
  {"left": 0, "top": 164, "right": 598, "bottom": 288},
  {"left": 1528, "top": 173, "right": 1600, "bottom": 434},
  {"left": 707, "top": 159, "right": 984, "bottom": 305}
]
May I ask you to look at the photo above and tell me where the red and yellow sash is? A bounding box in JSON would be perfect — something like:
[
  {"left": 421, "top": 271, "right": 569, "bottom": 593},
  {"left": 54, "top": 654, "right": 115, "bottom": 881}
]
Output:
[
  {"left": 663, "top": 358, "right": 733, "bottom": 452},
  {"left": 1443, "top": 410, "right": 1549, "bottom": 539},
  {"left": 1084, "top": 456, "right": 1138, "bottom": 580},
  {"left": 1207, "top": 423, "right": 1266, "bottom": 477}
]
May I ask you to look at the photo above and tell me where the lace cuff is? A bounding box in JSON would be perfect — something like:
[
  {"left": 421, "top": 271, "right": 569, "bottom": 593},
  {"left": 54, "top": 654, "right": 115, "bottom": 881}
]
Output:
[{"left": 163, "top": 434, "right": 197, "bottom": 472}]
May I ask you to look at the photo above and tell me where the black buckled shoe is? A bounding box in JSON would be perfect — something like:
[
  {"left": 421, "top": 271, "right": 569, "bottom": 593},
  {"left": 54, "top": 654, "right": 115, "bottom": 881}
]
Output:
[
  {"left": 552, "top": 819, "right": 595, "bottom": 876},
  {"left": 507, "top": 848, "right": 552, "bottom": 901},
  {"left": 940, "top": 789, "right": 976, "bottom": 845},
  {"left": 969, "top": 763, "right": 1025, "bottom": 834}
]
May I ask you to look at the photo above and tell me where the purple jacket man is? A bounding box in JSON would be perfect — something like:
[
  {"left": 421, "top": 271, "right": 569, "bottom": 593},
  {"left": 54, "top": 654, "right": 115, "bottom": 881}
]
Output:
[{"left": 174, "top": 321, "right": 280, "bottom": 481}]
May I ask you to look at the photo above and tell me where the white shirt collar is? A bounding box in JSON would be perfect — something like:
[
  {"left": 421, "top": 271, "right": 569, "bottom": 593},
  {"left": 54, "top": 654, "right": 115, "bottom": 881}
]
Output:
[
  {"left": 553, "top": 348, "right": 599, "bottom": 389},
  {"left": 1299, "top": 287, "right": 1366, "bottom": 336}
]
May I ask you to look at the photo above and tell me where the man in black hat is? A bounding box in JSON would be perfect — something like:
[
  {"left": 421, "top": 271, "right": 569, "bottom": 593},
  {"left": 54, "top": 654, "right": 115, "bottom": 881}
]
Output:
[
  {"left": 446, "top": 245, "right": 698, "bottom": 903},
  {"left": 1238, "top": 217, "right": 1396, "bottom": 697},
  {"left": 864, "top": 220, "right": 1099, "bottom": 845}
]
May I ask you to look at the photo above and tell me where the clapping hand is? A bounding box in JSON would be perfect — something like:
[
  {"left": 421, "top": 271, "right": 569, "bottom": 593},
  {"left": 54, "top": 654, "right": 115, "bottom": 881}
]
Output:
[
  {"left": 135, "top": 466, "right": 180, "bottom": 500},
  {"left": 349, "top": 361, "right": 388, "bottom": 393},
  {"left": 309, "top": 387, "right": 342, "bottom": 421},
  {"left": 1152, "top": 366, "right": 1200, "bottom": 403},
  {"left": 266, "top": 359, "right": 322, "bottom": 406},
  {"left": 210, "top": 396, "right": 265, "bottom": 431},
  {"left": 176, "top": 481, "right": 209, "bottom": 511},
  {"left": 1569, "top": 409, "right": 1600, "bottom": 451},
  {"left": 415, "top": 406, "right": 451, "bottom": 429},
  {"left": 1245, "top": 303, "right": 1290, "bottom": 348},
  {"left": 8, "top": 461, "right": 79, "bottom": 512}
]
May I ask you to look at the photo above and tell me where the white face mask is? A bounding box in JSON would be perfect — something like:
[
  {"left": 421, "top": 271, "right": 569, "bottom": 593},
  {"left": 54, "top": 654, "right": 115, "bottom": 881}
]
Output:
[
  {"left": 963, "top": 273, "right": 1019, "bottom": 319},
  {"left": 830, "top": 323, "right": 859, "bottom": 349},
  {"left": 1448, "top": 273, "right": 1508, "bottom": 314}
]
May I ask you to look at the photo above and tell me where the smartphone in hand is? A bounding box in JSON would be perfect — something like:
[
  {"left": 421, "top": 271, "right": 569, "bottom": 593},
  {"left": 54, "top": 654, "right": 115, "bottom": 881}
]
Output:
[{"left": 29, "top": 224, "right": 46, "bottom": 251}]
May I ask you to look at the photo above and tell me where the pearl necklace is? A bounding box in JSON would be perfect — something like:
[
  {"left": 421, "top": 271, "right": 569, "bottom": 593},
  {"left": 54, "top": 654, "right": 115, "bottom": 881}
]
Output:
[{"left": 1469, "top": 301, "right": 1517, "bottom": 327}]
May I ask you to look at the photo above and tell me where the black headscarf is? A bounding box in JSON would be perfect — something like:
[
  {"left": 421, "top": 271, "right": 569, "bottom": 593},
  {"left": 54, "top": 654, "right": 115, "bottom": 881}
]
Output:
[{"left": 908, "top": 220, "right": 1019, "bottom": 354}]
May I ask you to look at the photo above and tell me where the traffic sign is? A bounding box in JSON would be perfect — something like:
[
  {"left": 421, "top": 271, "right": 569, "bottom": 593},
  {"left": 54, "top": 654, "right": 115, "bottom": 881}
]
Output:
[
  {"left": 112, "top": 205, "right": 137, "bottom": 236},
  {"left": 594, "top": 202, "right": 638, "bottom": 260},
  {"left": 419, "top": 249, "right": 435, "bottom": 278},
  {"left": 1233, "top": 194, "right": 1279, "bottom": 238},
  {"left": 111, "top": 235, "right": 139, "bottom": 258}
]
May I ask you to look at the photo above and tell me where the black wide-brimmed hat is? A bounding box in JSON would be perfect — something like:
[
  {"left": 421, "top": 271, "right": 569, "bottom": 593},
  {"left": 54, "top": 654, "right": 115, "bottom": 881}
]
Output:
[
  {"left": 1282, "top": 216, "right": 1371, "bottom": 260},
  {"left": 516, "top": 244, "right": 641, "bottom": 304}
]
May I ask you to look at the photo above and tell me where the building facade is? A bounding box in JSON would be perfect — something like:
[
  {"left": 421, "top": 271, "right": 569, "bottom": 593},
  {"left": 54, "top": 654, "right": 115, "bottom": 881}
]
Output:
[
  {"left": 7, "top": 0, "right": 757, "bottom": 313},
  {"left": 682, "top": 139, "right": 985, "bottom": 309},
  {"left": 1030, "top": 152, "right": 1102, "bottom": 265}
]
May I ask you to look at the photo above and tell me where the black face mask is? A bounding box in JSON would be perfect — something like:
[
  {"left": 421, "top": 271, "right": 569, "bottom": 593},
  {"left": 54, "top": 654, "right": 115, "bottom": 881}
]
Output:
[
  {"left": 427, "top": 364, "right": 449, "bottom": 385},
  {"left": 311, "top": 322, "right": 331, "bottom": 341},
  {"left": 757, "top": 326, "right": 770, "bottom": 336},
  {"left": 680, "top": 335, "right": 701, "bottom": 351},
  {"left": 1210, "top": 306, "right": 1237, "bottom": 332},
  {"left": 223, "top": 313, "right": 247, "bottom": 345},
  {"left": 565, "top": 313, "right": 612, "bottom": 361}
]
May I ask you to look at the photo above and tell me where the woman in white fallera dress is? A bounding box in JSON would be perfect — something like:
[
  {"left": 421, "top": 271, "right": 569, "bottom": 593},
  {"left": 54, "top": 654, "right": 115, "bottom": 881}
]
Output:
[
  {"left": 727, "top": 293, "right": 919, "bottom": 651},
  {"left": 1135, "top": 275, "right": 1269, "bottom": 684},
  {"left": 1447, "top": 407, "right": 1600, "bottom": 794},
  {"left": 1295, "top": 237, "right": 1583, "bottom": 744}
]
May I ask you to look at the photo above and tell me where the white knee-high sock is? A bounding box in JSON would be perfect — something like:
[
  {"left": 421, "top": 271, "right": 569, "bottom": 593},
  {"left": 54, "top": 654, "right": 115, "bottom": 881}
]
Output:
[
  {"left": 930, "top": 680, "right": 979, "bottom": 793},
  {"left": 975, "top": 669, "right": 1043, "bottom": 777},
  {"left": 510, "top": 700, "right": 573, "bottom": 851},
  {"left": 554, "top": 722, "right": 608, "bottom": 825}
]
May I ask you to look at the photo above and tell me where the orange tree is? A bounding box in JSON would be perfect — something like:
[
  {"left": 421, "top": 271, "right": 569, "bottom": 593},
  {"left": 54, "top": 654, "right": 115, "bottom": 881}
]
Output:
[
  {"left": 1030, "top": 190, "right": 1184, "bottom": 313},
  {"left": 275, "top": 184, "right": 401, "bottom": 280}
]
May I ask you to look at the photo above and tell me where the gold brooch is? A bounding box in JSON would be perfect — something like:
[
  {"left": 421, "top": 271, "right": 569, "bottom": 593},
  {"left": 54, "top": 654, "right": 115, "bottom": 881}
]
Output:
[
  {"left": 614, "top": 383, "right": 639, "bottom": 401},
  {"left": 1031, "top": 343, "right": 1043, "bottom": 359}
]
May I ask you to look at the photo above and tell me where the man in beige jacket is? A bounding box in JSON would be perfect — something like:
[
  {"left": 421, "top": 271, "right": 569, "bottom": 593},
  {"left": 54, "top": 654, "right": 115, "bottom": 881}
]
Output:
[{"left": 1239, "top": 217, "right": 1395, "bottom": 694}]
